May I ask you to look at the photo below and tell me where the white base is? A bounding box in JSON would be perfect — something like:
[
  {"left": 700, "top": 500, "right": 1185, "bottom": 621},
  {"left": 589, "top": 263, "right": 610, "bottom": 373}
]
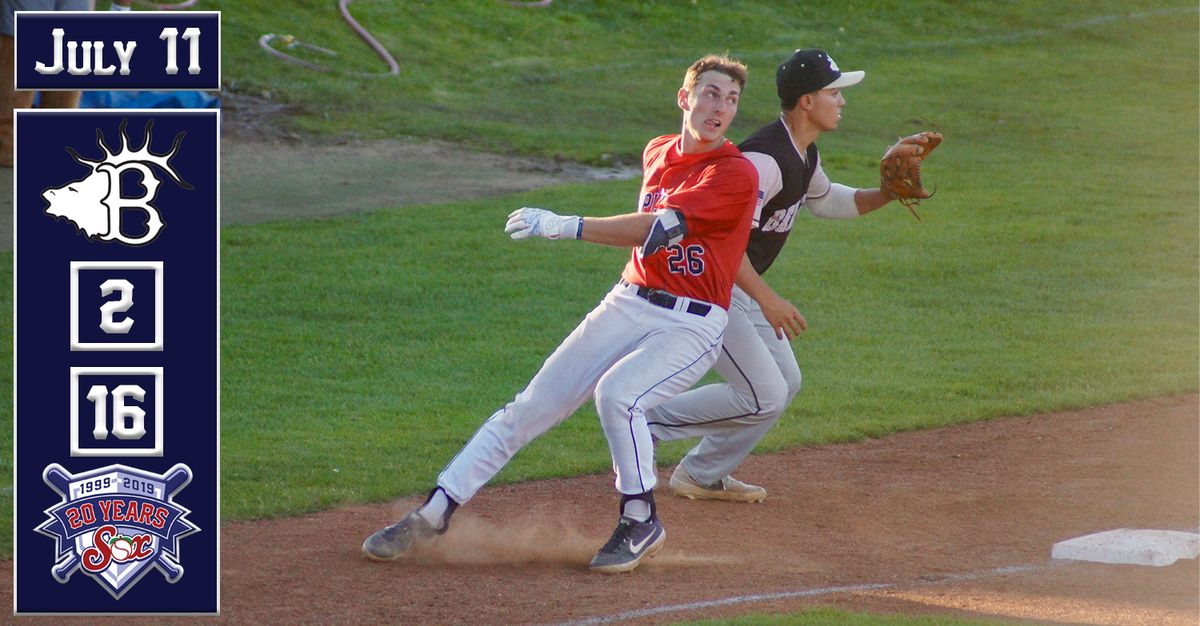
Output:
[{"left": 1051, "top": 529, "right": 1200, "bottom": 567}]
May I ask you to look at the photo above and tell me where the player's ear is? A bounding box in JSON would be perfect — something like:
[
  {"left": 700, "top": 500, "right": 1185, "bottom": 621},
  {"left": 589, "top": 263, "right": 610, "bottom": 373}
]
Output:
[
  {"left": 677, "top": 87, "right": 690, "bottom": 112},
  {"left": 798, "top": 93, "right": 815, "bottom": 112}
]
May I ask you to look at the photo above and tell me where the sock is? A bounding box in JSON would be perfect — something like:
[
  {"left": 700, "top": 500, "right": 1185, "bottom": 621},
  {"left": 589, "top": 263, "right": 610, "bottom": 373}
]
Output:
[
  {"left": 622, "top": 499, "right": 650, "bottom": 522},
  {"left": 417, "top": 487, "right": 458, "bottom": 531},
  {"left": 110, "top": 4, "right": 132, "bottom": 10}
]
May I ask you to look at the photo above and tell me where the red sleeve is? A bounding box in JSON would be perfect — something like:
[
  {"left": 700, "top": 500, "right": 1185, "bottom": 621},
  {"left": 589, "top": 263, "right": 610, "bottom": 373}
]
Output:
[
  {"left": 662, "top": 158, "right": 758, "bottom": 236},
  {"left": 642, "top": 135, "right": 675, "bottom": 172}
]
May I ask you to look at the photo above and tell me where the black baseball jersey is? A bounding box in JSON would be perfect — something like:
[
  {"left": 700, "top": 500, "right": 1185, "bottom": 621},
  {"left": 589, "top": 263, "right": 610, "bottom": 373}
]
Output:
[{"left": 737, "top": 119, "right": 820, "bottom": 275}]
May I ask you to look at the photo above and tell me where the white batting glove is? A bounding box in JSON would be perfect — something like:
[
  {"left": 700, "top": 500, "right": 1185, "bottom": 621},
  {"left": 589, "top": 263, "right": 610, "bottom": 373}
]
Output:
[{"left": 505, "top": 207, "right": 581, "bottom": 240}]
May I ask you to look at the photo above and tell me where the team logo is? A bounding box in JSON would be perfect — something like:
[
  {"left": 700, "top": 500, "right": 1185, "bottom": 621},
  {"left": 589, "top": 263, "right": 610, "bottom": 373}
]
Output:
[
  {"left": 826, "top": 54, "right": 841, "bottom": 73},
  {"left": 35, "top": 463, "right": 199, "bottom": 599},
  {"left": 43, "top": 119, "right": 192, "bottom": 246},
  {"left": 642, "top": 189, "right": 669, "bottom": 210}
]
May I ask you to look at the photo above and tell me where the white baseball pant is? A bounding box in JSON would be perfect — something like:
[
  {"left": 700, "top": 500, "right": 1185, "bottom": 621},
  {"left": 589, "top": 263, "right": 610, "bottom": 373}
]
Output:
[
  {"left": 436, "top": 281, "right": 727, "bottom": 503},
  {"left": 644, "top": 285, "right": 802, "bottom": 486}
]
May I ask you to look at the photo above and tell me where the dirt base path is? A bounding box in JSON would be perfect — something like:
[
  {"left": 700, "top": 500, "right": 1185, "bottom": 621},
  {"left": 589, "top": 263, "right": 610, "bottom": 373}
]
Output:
[
  {"left": 4, "top": 394, "right": 1194, "bottom": 624},
  {"left": 0, "top": 136, "right": 631, "bottom": 250},
  {"left": 0, "top": 95, "right": 636, "bottom": 251}
]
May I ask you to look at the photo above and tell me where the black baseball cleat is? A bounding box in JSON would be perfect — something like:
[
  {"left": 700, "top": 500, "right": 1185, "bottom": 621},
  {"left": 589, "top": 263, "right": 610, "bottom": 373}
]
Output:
[
  {"left": 362, "top": 511, "right": 437, "bottom": 561},
  {"left": 588, "top": 515, "right": 665, "bottom": 573}
]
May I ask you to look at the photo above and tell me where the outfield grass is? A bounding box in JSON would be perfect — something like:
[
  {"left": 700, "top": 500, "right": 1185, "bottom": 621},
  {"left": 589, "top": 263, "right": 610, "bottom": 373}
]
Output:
[
  {"left": 213, "top": 0, "right": 1199, "bottom": 162},
  {"left": 214, "top": 0, "right": 1196, "bottom": 520},
  {"left": 1, "top": 0, "right": 1196, "bottom": 579}
]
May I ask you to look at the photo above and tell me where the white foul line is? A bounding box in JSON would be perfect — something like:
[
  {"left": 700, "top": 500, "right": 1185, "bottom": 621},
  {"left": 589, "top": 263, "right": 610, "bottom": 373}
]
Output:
[{"left": 551, "top": 562, "right": 1055, "bottom": 626}]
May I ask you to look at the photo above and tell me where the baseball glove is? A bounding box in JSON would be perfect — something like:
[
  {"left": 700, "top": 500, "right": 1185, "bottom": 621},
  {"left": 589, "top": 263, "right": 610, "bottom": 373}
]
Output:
[{"left": 880, "top": 131, "right": 942, "bottom": 220}]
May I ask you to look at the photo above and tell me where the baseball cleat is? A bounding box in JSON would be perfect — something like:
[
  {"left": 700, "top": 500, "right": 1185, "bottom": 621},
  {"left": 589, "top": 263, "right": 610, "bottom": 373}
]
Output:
[
  {"left": 362, "top": 511, "right": 436, "bottom": 561},
  {"left": 669, "top": 464, "right": 766, "bottom": 503},
  {"left": 588, "top": 516, "right": 665, "bottom": 574}
]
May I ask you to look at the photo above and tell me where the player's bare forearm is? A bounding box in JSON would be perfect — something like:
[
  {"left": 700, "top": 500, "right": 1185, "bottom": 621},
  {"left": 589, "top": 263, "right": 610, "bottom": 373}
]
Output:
[
  {"left": 579, "top": 212, "right": 657, "bottom": 248},
  {"left": 734, "top": 254, "right": 773, "bottom": 302},
  {"left": 854, "top": 187, "right": 894, "bottom": 215},
  {"left": 734, "top": 255, "right": 807, "bottom": 340}
]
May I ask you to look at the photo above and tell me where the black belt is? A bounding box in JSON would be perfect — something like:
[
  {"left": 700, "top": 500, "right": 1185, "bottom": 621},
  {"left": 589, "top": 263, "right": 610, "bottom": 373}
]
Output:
[{"left": 620, "top": 280, "right": 711, "bottom": 317}]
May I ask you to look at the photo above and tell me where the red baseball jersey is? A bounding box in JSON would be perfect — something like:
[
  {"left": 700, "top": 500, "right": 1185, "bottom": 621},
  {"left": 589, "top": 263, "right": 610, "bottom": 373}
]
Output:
[{"left": 620, "top": 134, "right": 758, "bottom": 310}]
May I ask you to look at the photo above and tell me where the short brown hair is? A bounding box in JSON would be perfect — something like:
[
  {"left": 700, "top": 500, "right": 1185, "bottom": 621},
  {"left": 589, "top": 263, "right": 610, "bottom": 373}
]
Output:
[{"left": 682, "top": 54, "right": 747, "bottom": 93}]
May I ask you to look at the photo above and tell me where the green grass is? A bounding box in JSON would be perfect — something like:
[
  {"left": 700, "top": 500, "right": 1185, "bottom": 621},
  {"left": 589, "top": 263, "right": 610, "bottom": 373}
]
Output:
[
  {"left": 211, "top": 0, "right": 1200, "bottom": 162},
  {"left": 2, "top": 0, "right": 1196, "bottom": 578},
  {"left": 219, "top": 121, "right": 1196, "bottom": 520},
  {"left": 213, "top": 0, "right": 1196, "bottom": 520}
]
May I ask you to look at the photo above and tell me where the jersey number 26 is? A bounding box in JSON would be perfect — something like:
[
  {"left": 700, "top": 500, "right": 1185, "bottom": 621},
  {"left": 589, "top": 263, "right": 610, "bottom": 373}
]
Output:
[{"left": 666, "top": 244, "right": 705, "bottom": 276}]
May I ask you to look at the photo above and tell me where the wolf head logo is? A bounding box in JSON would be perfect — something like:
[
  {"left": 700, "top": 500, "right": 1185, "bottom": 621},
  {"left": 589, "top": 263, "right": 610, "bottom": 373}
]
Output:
[{"left": 44, "top": 119, "right": 192, "bottom": 246}]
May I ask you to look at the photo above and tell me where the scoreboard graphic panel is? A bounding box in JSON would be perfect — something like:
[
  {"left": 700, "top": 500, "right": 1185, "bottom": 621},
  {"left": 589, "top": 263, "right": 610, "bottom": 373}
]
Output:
[{"left": 13, "top": 12, "right": 220, "bottom": 615}]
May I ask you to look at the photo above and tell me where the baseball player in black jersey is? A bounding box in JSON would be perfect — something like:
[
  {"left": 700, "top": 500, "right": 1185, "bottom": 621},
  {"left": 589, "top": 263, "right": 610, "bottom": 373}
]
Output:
[{"left": 645, "top": 49, "right": 938, "bottom": 501}]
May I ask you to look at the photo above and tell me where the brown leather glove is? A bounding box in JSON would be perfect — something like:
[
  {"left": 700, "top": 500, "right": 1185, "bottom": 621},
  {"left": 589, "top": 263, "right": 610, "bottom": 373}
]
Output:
[{"left": 880, "top": 131, "right": 943, "bottom": 220}]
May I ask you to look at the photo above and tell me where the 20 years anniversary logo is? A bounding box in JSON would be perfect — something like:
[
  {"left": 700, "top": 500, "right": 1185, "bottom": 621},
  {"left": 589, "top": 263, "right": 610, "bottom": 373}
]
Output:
[{"left": 35, "top": 464, "right": 199, "bottom": 599}]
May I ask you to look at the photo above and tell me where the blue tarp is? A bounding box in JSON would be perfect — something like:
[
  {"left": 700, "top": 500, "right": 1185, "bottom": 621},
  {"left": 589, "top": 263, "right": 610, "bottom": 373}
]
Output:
[{"left": 79, "top": 90, "right": 220, "bottom": 109}]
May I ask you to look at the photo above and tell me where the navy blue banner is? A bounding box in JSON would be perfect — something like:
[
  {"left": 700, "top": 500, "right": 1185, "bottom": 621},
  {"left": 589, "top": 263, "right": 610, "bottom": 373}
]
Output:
[
  {"left": 14, "top": 110, "right": 218, "bottom": 613},
  {"left": 15, "top": 12, "right": 220, "bottom": 90}
]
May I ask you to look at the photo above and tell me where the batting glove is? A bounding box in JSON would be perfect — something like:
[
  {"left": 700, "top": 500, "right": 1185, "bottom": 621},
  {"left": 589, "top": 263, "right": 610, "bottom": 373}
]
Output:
[{"left": 505, "top": 207, "right": 582, "bottom": 240}]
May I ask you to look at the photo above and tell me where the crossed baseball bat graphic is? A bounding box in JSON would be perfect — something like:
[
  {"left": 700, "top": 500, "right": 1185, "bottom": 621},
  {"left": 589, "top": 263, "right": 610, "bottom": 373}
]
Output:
[{"left": 44, "top": 463, "right": 191, "bottom": 583}]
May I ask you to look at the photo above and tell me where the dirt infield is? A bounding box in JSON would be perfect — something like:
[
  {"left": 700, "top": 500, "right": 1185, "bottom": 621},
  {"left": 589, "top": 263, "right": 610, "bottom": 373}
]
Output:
[
  {"left": 4, "top": 394, "right": 1194, "bottom": 624},
  {"left": 0, "top": 92, "right": 637, "bottom": 251}
]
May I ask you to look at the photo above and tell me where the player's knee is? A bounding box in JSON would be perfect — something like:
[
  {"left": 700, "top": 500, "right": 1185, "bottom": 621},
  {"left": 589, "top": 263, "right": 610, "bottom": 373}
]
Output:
[
  {"left": 592, "top": 382, "right": 629, "bottom": 428},
  {"left": 781, "top": 363, "right": 802, "bottom": 404},
  {"left": 754, "top": 376, "right": 790, "bottom": 420},
  {"left": 748, "top": 364, "right": 801, "bottom": 420}
]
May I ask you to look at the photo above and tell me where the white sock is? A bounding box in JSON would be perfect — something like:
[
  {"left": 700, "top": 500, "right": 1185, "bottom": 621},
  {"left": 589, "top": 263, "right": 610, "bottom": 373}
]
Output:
[
  {"left": 110, "top": 4, "right": 132, "bottom": 10},
  {"left": 622, "top": 499, "right": 651, "bottom": 522},
  {"left": 417, "top": 490, "right": 451, "bottom": 529}
]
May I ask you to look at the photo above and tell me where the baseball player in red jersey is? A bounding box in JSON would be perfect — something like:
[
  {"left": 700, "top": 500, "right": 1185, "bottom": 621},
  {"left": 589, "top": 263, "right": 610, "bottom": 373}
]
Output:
[
  {"left": 363, "top": 54, "right": 758, "bottom": 573},
  {"left": 645, "top": 49, "right": 935, "bottom": 502}
]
